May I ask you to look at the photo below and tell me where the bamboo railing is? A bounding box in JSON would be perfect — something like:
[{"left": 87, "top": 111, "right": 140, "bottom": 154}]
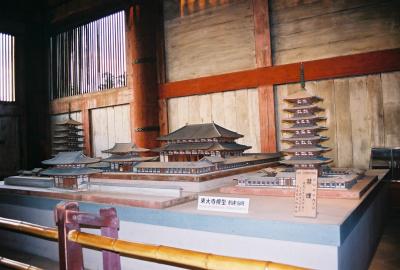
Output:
[
  {"left": 68, "top": 230, "right": 303, "bottom": 270},
  {"left": 0, "top": 217, "right": 58, "bottom": 240},
  {"left": 0, "top": 216, "right": 305, "bottom": 270},
  {"left": 0, "top": 256, "right": 43, "bottom": 270}
]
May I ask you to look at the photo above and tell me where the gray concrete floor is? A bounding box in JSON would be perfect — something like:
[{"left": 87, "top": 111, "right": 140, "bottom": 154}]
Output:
[
  {"left": 0, "top": 247, "right": 59, "bottom": 270},
  {"left": 369, "top": 208, "right": 400, "bottom": 270}
]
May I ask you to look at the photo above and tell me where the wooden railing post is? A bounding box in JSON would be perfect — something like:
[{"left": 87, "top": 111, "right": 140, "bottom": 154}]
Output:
[
  {"left": 100, "top": 208, "right": 121, "bottom": 270},
  {"left": 54, "top": 202, "right": 84, "bottom": 270}
]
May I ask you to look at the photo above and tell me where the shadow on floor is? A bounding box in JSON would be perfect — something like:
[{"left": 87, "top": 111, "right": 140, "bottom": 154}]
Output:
[{"left": 369, "top": 208, "right": 400, "bottom": 270}]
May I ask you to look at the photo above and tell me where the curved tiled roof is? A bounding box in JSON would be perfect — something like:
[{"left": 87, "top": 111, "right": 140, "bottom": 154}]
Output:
[
  {"left": 153, "top": 142, "right": 251, "bottom": 152},
  {"left": 41, "top": 167, "right": 102, "bottom": 176},
  {"left": 55, "top": 119, "right": 82, "bottom": 126},
  {"left": 157, "top": 123, "right": 243, "bottom": 141},
  {"left": 102, "top": 143, "right": 149, "bottom": 154},
  {"left": 42, "top": 151, "right": 99, "bottom": 165}
]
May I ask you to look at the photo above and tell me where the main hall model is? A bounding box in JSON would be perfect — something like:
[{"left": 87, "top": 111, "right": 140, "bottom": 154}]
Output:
[{"left": 237, "top": 88, "right": 360, "bottom": 190}]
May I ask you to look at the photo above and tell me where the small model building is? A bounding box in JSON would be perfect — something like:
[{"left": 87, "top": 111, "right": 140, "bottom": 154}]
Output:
[
  {"left": 41, "top": 151, "right": 101, "bottom": 189},
  {"left": 154, "top": 123, "right": 251, "bottom": 162},
  {"left": 101, "top": 143, "right": 158, "bottom": 172},
  {"left": 52, "top": 118, "right": 84, "bottom": 155}
]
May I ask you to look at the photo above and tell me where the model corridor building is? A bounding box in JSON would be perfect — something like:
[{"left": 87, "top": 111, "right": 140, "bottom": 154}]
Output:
[{"left": 101, "top": 143, "right": 158, "bottom": 172}]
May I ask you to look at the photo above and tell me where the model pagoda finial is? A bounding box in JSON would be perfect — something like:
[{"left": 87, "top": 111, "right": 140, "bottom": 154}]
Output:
[{"left": 280, "top": 86, "right": 332, "bottom": 174}]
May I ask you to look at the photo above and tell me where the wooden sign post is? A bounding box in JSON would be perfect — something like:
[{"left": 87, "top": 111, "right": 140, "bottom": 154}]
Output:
[{"left": 294, "top": 169, "right": 318, "bottom": 218}]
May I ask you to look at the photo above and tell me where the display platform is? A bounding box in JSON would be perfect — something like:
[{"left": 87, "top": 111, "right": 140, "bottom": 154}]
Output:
[
  {"left": 0, "top": 169, "right": 389, "bottom": 270},
  {"left": 0, "top": 183, "right": 197, "bottom": 209},
  {"left": 219, "top": 175, "right": 377, "bottom": 199}
]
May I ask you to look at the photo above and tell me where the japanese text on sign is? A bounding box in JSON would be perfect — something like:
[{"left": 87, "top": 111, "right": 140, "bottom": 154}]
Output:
[{"left": 197, "top": 196, "right": 249, "bottom": 214}]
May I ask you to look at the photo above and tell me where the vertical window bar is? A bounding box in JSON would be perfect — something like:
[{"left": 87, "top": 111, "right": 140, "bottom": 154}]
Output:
[{"left": 0, "top": 33, "right": 15, "bottom": 102}]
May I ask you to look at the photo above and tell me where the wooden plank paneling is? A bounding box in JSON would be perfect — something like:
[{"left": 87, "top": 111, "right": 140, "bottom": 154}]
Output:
[
  {"left": 367, "top": 75, "right": 385, "bottom": 148},
  {"left": 349, "top": 77, "right": 370, "bottom": 169},
  {"left": 334, "top": 78, "right": 353, "bottom": 168},
  {"left": 164, "top": 0, "right": 255, "bottom": 81},
  {"left": 160, "top": 49, "right": 400, "bottom": 99},
  {"left": 271, "top": 0, "right": 400, "bottom": 64},
  {"left": 167, "top": 88, "right": 261, "bottom": 152},
  {"left": 382, "top": 71, "right": 400, "bottom": 147},
  {"left": 0, "top": 116, "right": 19, "bottom": 177},
  {"left": 91, "top": 104, "right": 131, "bottom": 158},
  {"left": 317, "top": 80, "right": 337, "bottom": 166}
]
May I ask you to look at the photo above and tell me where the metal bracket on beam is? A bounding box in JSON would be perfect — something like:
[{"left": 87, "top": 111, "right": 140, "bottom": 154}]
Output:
[
  {"left": 133, "top": 57, "right": 156, "bottom": 64},
  {"left": 135, "top": 125, "right": 160, "bottom": 132}
]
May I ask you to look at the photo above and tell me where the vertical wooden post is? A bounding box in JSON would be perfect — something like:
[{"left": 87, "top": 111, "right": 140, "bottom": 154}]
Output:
[
  {"left": 100, "top": 208, "right": 121, "bottom": 270},
  {"left": 55, "top": 202, "right": 84, "bottom": 270},
  {"left": 252, "top": 0, "right": 277, "bottom": 152},
  {"left": 126, "top": 2, "right": 161, "bottom": 149},
  {"left": 81, "top": 100, "right": 92, "bottom": 156}
]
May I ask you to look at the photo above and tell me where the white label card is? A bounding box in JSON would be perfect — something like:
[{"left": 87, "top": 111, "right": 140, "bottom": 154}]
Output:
[
  {"left": 197, "top": 196, "right": 249, "bottom": 214},
  {"left": 294, "top": 169, "right": 318, "bottom": 218}
]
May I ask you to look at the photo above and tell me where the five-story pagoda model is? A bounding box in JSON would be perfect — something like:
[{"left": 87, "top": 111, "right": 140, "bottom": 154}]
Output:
[
  {"left": 280, "top": 90, "right": 332, "bottom": 173},
  {"left": 52, "top": 118, "right": 84, "bottom": 155},
  {"left": 101, "top": 143, "right": 158, "bottom": 172}
]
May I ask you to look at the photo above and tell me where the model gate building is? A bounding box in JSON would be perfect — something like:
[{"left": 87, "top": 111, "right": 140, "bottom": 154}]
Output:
[
  {"left": 41, "top": 151, "right": 101, "bottom": 189},
  {"left": 52, "top": 118, "right": 84, "bottom": 155},
  {"left": 155, "top": 123, "right": 251, "bottom": 162}
]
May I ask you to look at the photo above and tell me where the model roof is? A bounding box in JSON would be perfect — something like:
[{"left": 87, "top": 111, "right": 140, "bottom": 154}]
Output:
[
  {"left": 284, "top": 90, "right": 323, "bottom": 103},
  {"left": 158, "top": 123, "right": 243, "bottom": 141},
  {"left": 102, "top": 154, "right": 158, "bottom": 163},
  {"left": 42, "top": 151, "right": 100, "bottom": 165},
  {"left": 41, "top": 167, "right": 102, "bottom": 176},
  {"left": 281, "top": 126, "right": 327, "bottom": 132},
  {"left": 134, "top": 161, "right": 213, "bottom": 169},
  {"left": 281, "top": 135, "right": 328, "bottom": 142},
  {"left": 280, "top": 157, "right": 332, "bottom": 165},
  {"left": 283, "top": 104, "right": 324, "bottom": 112},
  {"left": 281, "top": 146, "right": 331, "bottom": 153},
  {"left": 55, "top": 119, "right": 82, "bottom": 126},
  {"left": 153, "top": 142, "right": 251, "bottom": 152},
  {"left": 282, "top": 115, "right": 327, "bottom": 122},
  {"left": 102, "top": 143, "right": 149, "bottom": 154}
]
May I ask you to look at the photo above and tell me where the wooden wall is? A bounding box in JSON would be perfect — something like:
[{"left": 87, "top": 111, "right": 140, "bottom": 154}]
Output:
[
  {"left": 270, "top": 0, "right": 400, "bottom": 64},
  {"left": 0, "top": 116, "right": 20, "bottom": 178},
  {"left": 91, "top": 104, "right": 131, "bottom": 158},
  {"left": 168, "top": 89, "right": 261, "bottom": 152},
  {"left": 164, "top": 0, "right": 255, "bottom": 82},
  {"left": 164, "top": 0, "right": 261, "bottom": 151},
  {"left": 276, "top": 71, "right": 400, "bottom": 169}
]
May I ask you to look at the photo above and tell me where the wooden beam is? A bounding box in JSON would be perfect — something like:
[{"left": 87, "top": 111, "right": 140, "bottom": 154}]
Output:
[
  {"left": 252, "top": 0, "right": 276, "bottom": 153},
  {"left": 81, "top": 101, "right": 92, "bottom": 157},
  {"left": 50, "top": 87, "right": 132, "bottom": 114},
  {"left": 159, "top": 48, "right": 400, "bottom": 99}
]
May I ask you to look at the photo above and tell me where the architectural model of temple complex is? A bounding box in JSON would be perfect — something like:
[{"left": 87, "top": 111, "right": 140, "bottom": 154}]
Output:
[
  {"left": 101, "top": 143, "right": 158, "bottom": 172},
  {"left": 95, "top": 123, "right": 281, "bottom": 179},
  {"left": 41, "top": 151, "right": 101, "bottom": 189},
  {"left": 154, "top": 123, "right": 251, "bottom": 162},
  {"left": 52, "top": 118, "right": 84, "bottom": 155},
  {"left": 236, "top": 89, "right": 360, "bottom": 190}
]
